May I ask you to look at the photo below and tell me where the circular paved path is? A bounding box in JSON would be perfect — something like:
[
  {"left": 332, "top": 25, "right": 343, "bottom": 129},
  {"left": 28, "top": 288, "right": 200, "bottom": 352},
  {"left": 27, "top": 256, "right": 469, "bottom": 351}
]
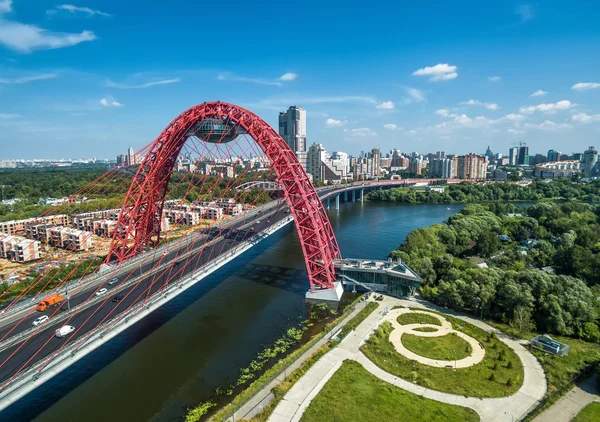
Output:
[{"left": 389, "top": 308, "right": 485, "bottom": 368}]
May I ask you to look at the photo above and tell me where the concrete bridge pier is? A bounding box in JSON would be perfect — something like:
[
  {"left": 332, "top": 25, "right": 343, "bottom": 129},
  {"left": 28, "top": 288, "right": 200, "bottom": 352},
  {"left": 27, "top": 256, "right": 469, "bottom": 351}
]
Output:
[
  {"left": 305, "top": 282, "right": 344, "bottom": 305},
  {"left": 352, "top": 190, "right": 356, "bottom": 202},
  {"left": 344, "top": 191, "right": 348, "bottom": 202},
  {"left": 335, "top": 194, "right": 340, "bottom": 210},
  {"left": 360, "top": 188, "right": 364, "bottom": 203}
]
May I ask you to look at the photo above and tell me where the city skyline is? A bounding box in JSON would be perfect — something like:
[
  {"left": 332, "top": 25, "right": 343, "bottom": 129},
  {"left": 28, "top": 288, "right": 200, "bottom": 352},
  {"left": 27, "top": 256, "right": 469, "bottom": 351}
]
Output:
[{"left": 1, "top": 1, "right": 600, "bottom": 158}]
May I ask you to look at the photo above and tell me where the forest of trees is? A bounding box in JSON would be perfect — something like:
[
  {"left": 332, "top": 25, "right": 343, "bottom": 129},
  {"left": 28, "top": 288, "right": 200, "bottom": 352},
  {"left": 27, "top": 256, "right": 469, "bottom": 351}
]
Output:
[
  {"left": 391, "top": 202, "right": 600, "bottom": 340},
  {"left": 369, "top": 179, "right": 600, "bottom": 204},
  {"left": 0, "top": 167, "right": 278, "bottom": 222}
]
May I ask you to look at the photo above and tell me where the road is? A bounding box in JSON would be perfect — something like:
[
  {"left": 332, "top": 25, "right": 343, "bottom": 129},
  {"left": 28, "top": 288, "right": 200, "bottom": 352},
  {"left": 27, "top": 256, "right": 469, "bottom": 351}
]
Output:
[{"left": 0, "top": 202, "right": 290, "bottom": 387}]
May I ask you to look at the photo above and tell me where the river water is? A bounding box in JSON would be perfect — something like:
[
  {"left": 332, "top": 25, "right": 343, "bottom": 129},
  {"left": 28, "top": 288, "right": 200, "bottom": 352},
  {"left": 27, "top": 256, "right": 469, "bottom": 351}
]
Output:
[{"left": 4, "top": 201, "right": 464, "bottom": 422}]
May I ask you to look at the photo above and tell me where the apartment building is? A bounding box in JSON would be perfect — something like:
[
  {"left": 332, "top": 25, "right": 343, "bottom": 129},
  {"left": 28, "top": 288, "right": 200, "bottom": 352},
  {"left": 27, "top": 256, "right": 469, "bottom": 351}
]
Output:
[
  {"left": 0, "top": 234, "right": 40, "bottom": 263},
  {"left": 0, "top": 215, "right": 69, "bottom": 235}
]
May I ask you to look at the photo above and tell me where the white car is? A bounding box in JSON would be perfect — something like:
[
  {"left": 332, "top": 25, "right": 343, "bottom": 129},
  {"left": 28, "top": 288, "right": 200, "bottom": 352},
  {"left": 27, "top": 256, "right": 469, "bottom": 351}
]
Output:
[
  {"left": 32, "top": 315, "right": 49, "bottom": 326},
  {"left": 55, "top": 325, "right": 75, "bottom": 338},
  {"left": 96, "top": 288, "right": 108, "bottom": 296},
  {"left": 162, "top": 251, "right": 168, "bottom": 256},
  {"left": 108, "top": 278, "right": 119, "bottom": 285}
]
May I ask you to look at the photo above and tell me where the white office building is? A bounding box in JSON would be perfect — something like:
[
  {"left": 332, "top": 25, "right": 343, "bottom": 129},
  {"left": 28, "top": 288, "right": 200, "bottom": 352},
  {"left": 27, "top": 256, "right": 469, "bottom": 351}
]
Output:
[
  {"left": 279, "top": 106, "right": 308, "bottom": 170},
  {"left": 307, "top": 143, "right": 350, "bottom": 183}
]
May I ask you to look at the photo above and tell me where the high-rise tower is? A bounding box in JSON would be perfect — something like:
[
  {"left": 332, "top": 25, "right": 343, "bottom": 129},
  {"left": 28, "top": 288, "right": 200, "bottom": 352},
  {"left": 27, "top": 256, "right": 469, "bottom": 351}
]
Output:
[{"left": 278, "top": 106, "right": 307, "bottom": 170}]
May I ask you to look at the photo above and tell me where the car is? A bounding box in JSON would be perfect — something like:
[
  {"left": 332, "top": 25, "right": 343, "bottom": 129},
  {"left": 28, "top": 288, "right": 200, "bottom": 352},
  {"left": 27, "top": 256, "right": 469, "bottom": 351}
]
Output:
[
  {"left": 375, "top": 294, "right": 384, "bottom": 301},
  {"left": 228, "top": 240, "right": 233, "bottom": 243},
  {"left": 108, "top": 277, "right": 119, "bottom": 285},
  {"left": 256, "top": 220, "right": 261, "bottom": 224},
  {"left": 112, "top": 295, "right": 124, "bottom": 303},
  {"left": 32, "top": 315, "right": 49, "bottom": 326},
  {"left": 55, "top": 325, "right": 75, "bottom": 338},
  {"left": 96, "top": 288, "right": 108, "bottom": 296},
  {"left": 162, "top": 251, "right": 168, "bottom": 256}
]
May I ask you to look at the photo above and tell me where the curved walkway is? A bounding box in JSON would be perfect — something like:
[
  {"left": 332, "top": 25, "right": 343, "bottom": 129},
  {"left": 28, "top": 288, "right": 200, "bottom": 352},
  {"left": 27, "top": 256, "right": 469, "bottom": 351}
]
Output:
[
  {"left": 267, "top": 296, "right": 547, "bottom": 422},
  {"left": 389, "top": 308, "right": 485, "bottom": 369}
]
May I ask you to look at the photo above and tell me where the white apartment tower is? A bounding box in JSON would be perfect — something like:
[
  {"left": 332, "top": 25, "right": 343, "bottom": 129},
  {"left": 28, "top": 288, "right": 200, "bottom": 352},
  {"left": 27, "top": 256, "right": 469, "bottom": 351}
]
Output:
[{"left": 279, "top": 106, "right": 308, "bottom": 170}]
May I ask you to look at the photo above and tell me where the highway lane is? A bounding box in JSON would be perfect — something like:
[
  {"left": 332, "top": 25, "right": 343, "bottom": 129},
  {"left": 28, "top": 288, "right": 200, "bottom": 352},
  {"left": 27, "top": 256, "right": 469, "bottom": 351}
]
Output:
[
  {"left": 0, "top": 205, "right": 289, "bottom": 386},
  {"left": 0, "top": 185, "right": 348, "bottom": 346},
  {"left": 0, "top": 184, "right": 352, "bottom": 390},
  {"left": 0, "top": 200, "right": 283, "bottom": 341}
]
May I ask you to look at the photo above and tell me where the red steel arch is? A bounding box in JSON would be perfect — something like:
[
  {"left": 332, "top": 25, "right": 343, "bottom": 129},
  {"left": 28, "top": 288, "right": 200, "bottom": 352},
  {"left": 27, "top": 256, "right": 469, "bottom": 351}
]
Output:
[{"left": 108, "top": 101, "right": 341, "bottom": 290}]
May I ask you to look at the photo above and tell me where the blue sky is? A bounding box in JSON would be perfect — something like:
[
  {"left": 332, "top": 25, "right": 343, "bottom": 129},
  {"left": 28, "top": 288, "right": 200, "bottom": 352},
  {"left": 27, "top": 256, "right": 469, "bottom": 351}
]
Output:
[{"left": 0, "top": 0, "right": 599, "bottom": 159}]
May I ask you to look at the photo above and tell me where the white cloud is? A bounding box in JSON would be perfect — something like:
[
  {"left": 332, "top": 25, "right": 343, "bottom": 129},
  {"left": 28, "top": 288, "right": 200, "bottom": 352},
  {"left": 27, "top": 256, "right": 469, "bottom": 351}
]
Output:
[
  {"left": 324, "top": 118, "right": 347, "bottom": 127},
  {"left": 0, "top": 73, "right": 57, "bottom": 84},
  {"left": 406, "top": 87, "right": 426, "bottom": 103},
  {"left": 488, "top": 76, "right": 502, "bottom": 82},
  {"left": 217, "top": 73, "right": 281, "bottom": 86},
  {"left": 572, "top": 113, "right": 600, "bottom": 123},
  {"left": 0, "top": 112, "right": 20, "bottom": 119},
  {"left": 572, "top": 82, "right": 600, "bottom": 91},
  {"left": 0, "top": 18, "right": 96, "bottom": 53},
  {"left": 383, "top": 124, "right": 398, "bottom": 130},
  {"left": 524, "top": 120, "right": 572, "bottom": 131},
  {"left": 279, "top": 72, "right": 298, "bottom": 81},
  {"left": 217, "top": 72, "right": 298, "bottom": 86},
  {"left": 376, "top": 101, "right": 394, "bottom": 109},
  {"left": 435, "top": 109, "right": 451, "bottom": 117},
  {"left": 345, "top": 127, "right": 377, "bottom": 137},
  {"left": 520, "top": 100, "right": 575, "bottom": 114},
  {"left": 508, "top": 128, "right": 525, "bottom": 135},
  {"left": 106, "top": 78, "right": 181, "bottom": 89},
  {"left": 412, "top": 63, "right": 458, "bottom": 81},
  {"left": 100, "top": 97, "right": 123, "bottom": 108},
  {"left": 530, "top": 89, "right": 547, "bottom": 97},
  {"left": 516, "top": 4, "right": 535, "bottom": 22},
  {"left": 460, "top": 99, "right": 499, "bottom": 110},
  {"left": 0, "top": 0, "right": 12, "bottom": 14},
  {"left": 501, "top": 113, "right": 525, "bottom": 122},
  {"left": 54, "top": 4, "right": 111, "bottom": 17}
]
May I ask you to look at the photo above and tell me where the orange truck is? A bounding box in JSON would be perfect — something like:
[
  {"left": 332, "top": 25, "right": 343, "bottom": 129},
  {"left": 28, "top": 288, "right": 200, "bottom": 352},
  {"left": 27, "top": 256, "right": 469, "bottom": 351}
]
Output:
[{"left": 36, "top": 294, "right": 64, "bottom": 312}]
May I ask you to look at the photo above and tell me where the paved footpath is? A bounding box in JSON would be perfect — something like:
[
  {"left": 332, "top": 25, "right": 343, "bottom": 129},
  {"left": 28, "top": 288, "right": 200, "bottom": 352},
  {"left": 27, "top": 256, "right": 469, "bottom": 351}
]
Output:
[
  {"left": 268, "top": 296, "right": 547, "bottom": 422},
  {"left": 388, "top": 308, "right": 485, "bottom": 368},
  {"left": 533, "top": 375, "right": 599, "bottom": 422}
]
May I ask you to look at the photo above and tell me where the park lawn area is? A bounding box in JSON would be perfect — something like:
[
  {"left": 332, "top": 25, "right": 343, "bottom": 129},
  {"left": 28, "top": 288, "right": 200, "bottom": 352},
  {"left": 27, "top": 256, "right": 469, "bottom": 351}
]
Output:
[
  {"left": 402, "top": 333, "right": 472, "bottom": 361},
  {"left": 361, "top": 312, "right": 523, "bottom": 398},
  {"left": 414, "top": 327, "right": 438, "bottom": 332},
  {"left": 572, "top": 402, "right": 600, "bottom": 422},
  {"left": 488, "top": 321, "right": 600, "bottom": 395},
  {"left": 397, "top": 312, "right": 441, "bottom": 326},
  {"left": 300, "top": 360, "right": 479, "bottom": 422}
]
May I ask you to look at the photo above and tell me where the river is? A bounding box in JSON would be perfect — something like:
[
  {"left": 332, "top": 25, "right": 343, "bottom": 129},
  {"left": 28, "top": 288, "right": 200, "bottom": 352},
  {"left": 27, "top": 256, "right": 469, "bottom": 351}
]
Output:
[{"left": 4, "top": 201, "right": 468, "bottom": 421}]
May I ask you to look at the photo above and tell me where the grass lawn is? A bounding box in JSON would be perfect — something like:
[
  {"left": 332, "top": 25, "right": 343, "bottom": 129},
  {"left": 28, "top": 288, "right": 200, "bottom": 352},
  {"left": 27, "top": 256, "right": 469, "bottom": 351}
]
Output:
[
  {"left": 488, "top": 321, "right": 600, "bottom": 396},
  {"left": 414, "top": 327, "right": 438, "bottom": 332},
  {"left": 572, "top": 402, "right": 600, "bottom": 422},
  {"left": 397, "top": 312, "right": 441, "bottom": 326},
  {"left": 402, "top": 333, "right": 472, "bottom": 361},
  {"left": 362, "top": 312, "right": 523, "bottom": 398},
  {"left": 300, "top": 360, "right": 479, "bottom": 422}
]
